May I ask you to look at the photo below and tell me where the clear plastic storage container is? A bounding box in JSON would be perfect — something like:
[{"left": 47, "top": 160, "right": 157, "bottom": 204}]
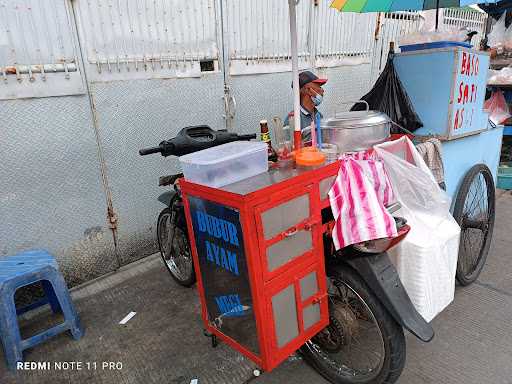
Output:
[{"left": 179, "top": 141, "right": 268, "bottom": 188}]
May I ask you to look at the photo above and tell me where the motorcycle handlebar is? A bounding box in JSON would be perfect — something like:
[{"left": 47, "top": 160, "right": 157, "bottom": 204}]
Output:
[
  {"left": 139, "top": 146, "right": 161, "bottom": 156},
  {"left": 139, "top": 127, "right": 257, "bottom": 157},
  {"left": 238, "top": 134, "right": 257, "bottom": 140}
]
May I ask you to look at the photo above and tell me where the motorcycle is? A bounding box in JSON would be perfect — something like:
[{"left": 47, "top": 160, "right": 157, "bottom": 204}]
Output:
[
  {"left": 140, "top": 127, "right": 433, "bottom": 384},
  {"left": 139, "top": 126, "right": 256, "bottom": 287}
]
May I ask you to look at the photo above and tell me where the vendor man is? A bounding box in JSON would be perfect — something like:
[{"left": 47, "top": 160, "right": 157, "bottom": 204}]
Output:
[{"left": 284, "top": 70, "right": 328, "bottom": 139}]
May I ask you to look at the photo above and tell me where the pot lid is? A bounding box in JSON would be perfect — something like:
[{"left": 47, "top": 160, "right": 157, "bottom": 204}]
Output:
[{"left": 322, "top": 110, "right": 391, "bottom": 129}]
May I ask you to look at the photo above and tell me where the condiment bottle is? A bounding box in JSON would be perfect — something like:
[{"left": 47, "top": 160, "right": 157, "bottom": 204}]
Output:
[{"left": 260, "top": 120, "right": 278, "bottom": 162}]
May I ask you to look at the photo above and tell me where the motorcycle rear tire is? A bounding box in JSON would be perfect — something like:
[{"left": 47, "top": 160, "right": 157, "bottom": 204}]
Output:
[
  {"left": 157, "top": 207, "right": 196, "bottom": 287},
  {"left": 300, "top": 265, "right": 406, "bottom": 384}
]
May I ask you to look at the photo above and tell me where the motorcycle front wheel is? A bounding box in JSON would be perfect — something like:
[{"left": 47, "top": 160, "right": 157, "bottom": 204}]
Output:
[
  {"left": 157, "top": 207, "right": 196, "bottom": 287},
  {"left": 300, "top": 265, "right": 405, "bottom": 384}
]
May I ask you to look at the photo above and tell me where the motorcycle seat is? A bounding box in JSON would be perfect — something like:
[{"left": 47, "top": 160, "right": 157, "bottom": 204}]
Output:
[{"left": 159, "top": 173, "right": 184, "bottom": 186}]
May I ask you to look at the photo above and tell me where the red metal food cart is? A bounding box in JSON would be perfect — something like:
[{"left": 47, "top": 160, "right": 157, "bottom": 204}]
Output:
[{"left": 180, "top": 162, "right": 340, "bottom": 371}]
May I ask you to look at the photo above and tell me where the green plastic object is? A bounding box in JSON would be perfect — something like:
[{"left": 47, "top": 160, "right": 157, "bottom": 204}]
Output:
[{"left": 498, "top": 163, "right": 512, "bottom": 190}]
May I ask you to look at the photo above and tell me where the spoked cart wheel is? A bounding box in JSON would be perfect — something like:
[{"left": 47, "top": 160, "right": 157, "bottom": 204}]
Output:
[{"left": 452, "top": 164, "right": 496, "bottom": 286}]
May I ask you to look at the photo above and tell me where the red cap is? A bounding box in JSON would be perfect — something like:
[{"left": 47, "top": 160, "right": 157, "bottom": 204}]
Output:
[{"left": 293, "top": 71, "right": 328, "bottom": 88}]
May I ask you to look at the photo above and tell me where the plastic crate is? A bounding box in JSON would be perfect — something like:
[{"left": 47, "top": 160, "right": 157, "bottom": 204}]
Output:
[{"left": 179, "top": 141, "right": 268, "bottom": 188}]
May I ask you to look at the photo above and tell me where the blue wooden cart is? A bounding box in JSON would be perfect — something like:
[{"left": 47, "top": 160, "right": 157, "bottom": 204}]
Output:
[{"left": 394, "top": 45, "right": 502, "bottom": 285}]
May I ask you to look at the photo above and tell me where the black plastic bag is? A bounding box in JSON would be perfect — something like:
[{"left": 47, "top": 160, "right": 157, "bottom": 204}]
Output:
[{"left": 351, "top": 54, "right": 423, "bottom": 134}]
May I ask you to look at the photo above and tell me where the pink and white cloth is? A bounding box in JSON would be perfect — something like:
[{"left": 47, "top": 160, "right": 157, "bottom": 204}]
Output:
[{"left": 328, "top": 151, "right": 397, "bottom": 250}]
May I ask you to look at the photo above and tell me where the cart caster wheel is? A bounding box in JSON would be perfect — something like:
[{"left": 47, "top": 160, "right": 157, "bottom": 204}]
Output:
[
  {"left": 203, "top": 329, "right": 218, "bottom": 348},
  {"left": 253, "top": 369, "right": 261, "bottom": 377}
]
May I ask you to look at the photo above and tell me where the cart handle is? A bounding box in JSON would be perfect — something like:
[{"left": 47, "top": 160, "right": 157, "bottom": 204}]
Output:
[
  {"left": 390, "top": 120, "right": 416, "bottom": 137},
  {"left": 335, "top": 100, "right": 369, "bottom": 117},
  {"left": 285, "top": 228, "right": 298, "bottom": 237}
]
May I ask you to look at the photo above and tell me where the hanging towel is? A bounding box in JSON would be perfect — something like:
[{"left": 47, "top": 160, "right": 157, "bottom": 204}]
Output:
[
  {"left": 328, "top": 151, "right": 398, "bottom": 250},
  {"left": 415, "top": 138, "right": 445, "bottom": 189}
]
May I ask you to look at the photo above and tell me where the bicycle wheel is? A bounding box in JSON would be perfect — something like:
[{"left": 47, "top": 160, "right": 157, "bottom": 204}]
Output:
[{"left": 452, "top": 164, "right": 495, "bottom": 286}]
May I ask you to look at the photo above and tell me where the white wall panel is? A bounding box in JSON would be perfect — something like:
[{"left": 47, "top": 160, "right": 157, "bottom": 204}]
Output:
[
  {"left": 224, "top": 0, "right": 313, "bottom": 75},
  {"left": 0, "top": 0, "right": 84, "bottom": 99},
  {"left": 370, "top": 11, "right": 421, "bottom": 83},
  {"left": 225, "top": 0, "right": 311, "bottom": 61},
  {"left": 315, "top": 2, "right": 375, "bottom": 58},
  {"left": 225, "top": 0, "right": 377, "bottom": 76},
  {"left": 74, "top": 0, "right": 219, "bottom": 81},
  {"left": 443, "top": 8, "right": 487, "bottom": 48}
]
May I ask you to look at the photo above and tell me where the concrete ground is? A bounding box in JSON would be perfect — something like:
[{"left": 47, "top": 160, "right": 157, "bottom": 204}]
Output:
[{"left": 2, "top": 192, "right": 512, "bottom": 384}]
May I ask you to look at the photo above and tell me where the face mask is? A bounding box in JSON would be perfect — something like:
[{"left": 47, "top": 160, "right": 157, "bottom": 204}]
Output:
[{"left": 311, "top": 91, "right": 323, "bottom": 106}]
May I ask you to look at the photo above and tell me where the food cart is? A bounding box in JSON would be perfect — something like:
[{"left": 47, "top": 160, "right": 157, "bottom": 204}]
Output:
[
  {"left": 393, "top": 45, "right": 501, "bottom": 284},
  {"left": 180, "top": 161, "right": 339, "bottom": 371}
]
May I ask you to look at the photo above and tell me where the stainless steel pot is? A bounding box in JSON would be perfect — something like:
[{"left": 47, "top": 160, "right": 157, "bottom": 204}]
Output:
[{"left": 320, "top": 105, "right": 391, "bottom": 154}]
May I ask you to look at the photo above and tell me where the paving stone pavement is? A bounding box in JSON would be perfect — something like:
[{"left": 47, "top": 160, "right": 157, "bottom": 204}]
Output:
[{"left": 1, "top": 192, "right": 512, "bottom": 384}]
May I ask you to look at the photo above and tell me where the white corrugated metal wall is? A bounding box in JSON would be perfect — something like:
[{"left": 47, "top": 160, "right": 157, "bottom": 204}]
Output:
[
  {"left": 0, "top": 0, "right": 488, "bottom": 285},
  {"left": 0, "top": 2, "right": 489, "bottom": 98},
  {"left": 72, "top": 0, "right": 227, "bottom": 269},
  {"left": 73, "top": 0, "right": 219, "bottom": 81},
  {"left": 315, "top": 3, "right": 374, "bottom": 59},
  {"left": 0, "top": 0, "right": 117, "bottom": 284},
  {"left": 0, "top": 0, "right": 84, "bottom": 98},
  {"left": 225, "top": 0, "right": 311, "bottom": 60},
  {"left": 224, "top": 0, "right": 376, "bottom": 75}
]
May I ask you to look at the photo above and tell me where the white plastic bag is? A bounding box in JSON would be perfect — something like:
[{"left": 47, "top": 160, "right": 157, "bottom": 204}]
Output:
[
  {"left": 374, "top": 137, "right": 450, "bottom": 221},
  {"left": 488, "top": 66, "right": 512, "bottom": 85},
  {"left": 488, "top": 12, "right": 507, "bottom": 50},
  {"left": 374, "top": 137, "right": 460, "bottom": 322}
]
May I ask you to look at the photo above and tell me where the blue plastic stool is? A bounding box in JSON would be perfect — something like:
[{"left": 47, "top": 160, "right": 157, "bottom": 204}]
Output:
[{"left": 0, "top": 250, "right": 84, "bottom": 371}]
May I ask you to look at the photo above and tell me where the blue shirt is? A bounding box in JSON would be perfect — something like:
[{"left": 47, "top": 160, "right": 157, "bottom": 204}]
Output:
[{"left": 284, "top": 106, "right": 323, "bottom": 142}]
